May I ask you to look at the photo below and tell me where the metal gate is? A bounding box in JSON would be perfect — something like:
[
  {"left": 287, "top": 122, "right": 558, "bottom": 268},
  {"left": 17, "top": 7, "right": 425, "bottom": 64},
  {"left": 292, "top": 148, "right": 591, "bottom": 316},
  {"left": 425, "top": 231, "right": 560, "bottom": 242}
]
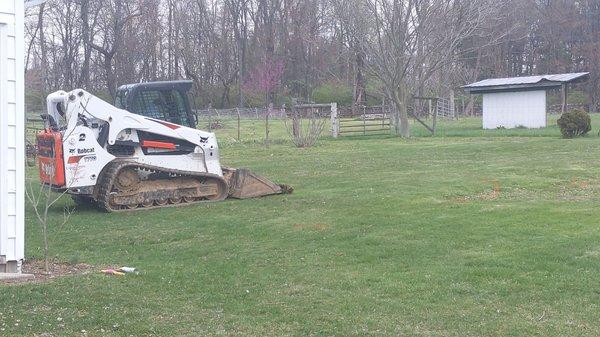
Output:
[{"left": 338, "top": 105, "right": 391, "bottom": 136}]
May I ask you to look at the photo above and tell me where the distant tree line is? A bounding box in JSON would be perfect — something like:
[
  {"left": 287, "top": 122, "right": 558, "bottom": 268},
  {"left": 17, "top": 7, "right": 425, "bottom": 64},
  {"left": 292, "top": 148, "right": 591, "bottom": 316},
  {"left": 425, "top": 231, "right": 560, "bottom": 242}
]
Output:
[{"left": 25, "top": 0, "right": 600, "bottom": 137}]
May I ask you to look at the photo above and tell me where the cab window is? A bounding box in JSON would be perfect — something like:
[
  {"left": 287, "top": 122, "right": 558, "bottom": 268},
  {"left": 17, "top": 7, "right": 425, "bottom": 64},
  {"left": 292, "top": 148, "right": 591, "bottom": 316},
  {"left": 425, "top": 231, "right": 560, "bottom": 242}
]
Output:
[
  {"left": 130, "top": 89, "right": 190, "bottom": 127},
  {"left": 162, "top": 90, "right": 189, "bottom": 126},
  {"left": 114, "top": 90, "right": 128, "bottom": 109}
]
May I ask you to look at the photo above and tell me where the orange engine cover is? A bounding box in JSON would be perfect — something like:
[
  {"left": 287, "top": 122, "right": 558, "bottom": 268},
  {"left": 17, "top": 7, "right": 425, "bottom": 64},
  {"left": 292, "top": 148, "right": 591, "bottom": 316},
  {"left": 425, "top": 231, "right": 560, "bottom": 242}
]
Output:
[{"left": 36, "top": 130, "right": 66, "bottom": 187}]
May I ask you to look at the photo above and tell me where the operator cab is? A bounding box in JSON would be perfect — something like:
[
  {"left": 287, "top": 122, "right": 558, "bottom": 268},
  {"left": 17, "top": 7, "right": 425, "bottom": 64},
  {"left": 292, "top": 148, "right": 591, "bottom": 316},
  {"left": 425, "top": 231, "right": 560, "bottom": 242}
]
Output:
[{"left": 115, "top": 80, "right": 197, "bottom": 128}]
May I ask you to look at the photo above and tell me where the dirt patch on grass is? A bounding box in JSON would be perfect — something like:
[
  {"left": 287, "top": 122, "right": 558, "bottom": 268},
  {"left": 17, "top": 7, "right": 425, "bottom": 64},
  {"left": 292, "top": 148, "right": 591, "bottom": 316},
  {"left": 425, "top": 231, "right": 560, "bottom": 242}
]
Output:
[
  {"left": 453, "top": 180, "right": 501, "bottom": 203},
  {"left": 556, "top": 178, "right": 598, "bottom": 201},
  {"left": 293, "top": 223, "right": 329, "bottom": 232},
  {"left": 1, "top": 259, "right": 93, "bottom": 285},
  {"left": 454, "top": 189, "right": 499, "bottom": 203},
  {"left": 452, "top": 178, "right": 600, "bottom": 204}
]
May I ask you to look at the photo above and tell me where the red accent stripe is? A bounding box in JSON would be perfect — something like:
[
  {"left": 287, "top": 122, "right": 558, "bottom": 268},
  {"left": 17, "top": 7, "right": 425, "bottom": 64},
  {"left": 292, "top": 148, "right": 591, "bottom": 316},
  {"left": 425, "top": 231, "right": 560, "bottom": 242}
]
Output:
[
  {"left": 147, "top": 118, "right": 181, "bottom": 130},
  {"left": 67, "top": 155, "right": 84, "bottom": 164},
  {"left": 142, "top": 140, "right": 177, "bottom": 150},
  {"left": 160, "top": 121, "right": 181, "bottom": 130}
]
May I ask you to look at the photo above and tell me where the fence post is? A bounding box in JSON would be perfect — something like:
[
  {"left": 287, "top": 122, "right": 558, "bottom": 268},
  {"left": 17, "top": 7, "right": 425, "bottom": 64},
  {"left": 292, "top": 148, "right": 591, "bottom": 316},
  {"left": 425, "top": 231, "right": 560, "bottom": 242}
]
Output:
[
  {"left": 450, "top": 90, "right": 456, "bottom": 120},
  {"left": 236, "top": 107, "right": 241, "bottom": 142},
  {"left": 208, "top": 103, "right": 213, "bottom": 132},
  {"left": 330, "top": 102, "right": 339, "bottom": 138},
  {"left": 432, "top": 98, "right": 438, "bottom": 135},
  {"left": 428, "top": 99, "right": 433, "bottom": 119},
  {"left": 265, "top": 104, "right": 272, "bottom": 148},
  {"left": 292, "top": 107, "right": 300, "bottom": 138},
  {"left": 363, "top": 105, "right": 366, "bottom": 136},
  {"left": 281, "top": 104, "right": 286, "bottom": 140},
  {"left": 381, "top": 96, "right": 392, "bottom": 129}
]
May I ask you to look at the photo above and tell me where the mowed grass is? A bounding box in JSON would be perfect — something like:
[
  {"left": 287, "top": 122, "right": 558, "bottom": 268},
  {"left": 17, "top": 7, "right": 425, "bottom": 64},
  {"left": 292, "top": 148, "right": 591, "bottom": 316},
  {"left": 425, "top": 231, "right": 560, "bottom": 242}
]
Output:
[{"left": 3, "top": 116, "right": 600, "bottom": 336}]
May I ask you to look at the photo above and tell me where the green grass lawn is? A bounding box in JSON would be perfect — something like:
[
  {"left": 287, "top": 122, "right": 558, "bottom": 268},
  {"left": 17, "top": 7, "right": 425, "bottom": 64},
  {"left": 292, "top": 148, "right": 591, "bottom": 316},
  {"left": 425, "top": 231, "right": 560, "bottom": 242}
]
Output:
[
  {"left": 205, "top": 114, "right": 599, "bottom": 145},
  {"left": 4, "top": 116, "right": 600, "bottom": 336}
]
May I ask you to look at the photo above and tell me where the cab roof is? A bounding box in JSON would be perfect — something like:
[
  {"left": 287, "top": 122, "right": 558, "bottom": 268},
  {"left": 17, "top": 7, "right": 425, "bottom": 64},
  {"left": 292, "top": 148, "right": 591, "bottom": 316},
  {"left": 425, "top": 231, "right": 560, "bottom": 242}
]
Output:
[{"left": 117, "top": 80, "right": 193, "bottom": 93}]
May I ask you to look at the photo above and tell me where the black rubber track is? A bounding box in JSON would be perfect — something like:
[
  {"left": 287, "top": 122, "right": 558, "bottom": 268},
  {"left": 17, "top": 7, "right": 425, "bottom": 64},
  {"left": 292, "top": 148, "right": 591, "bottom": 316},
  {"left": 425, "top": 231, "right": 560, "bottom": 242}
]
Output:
[{"left": 96, "top": 160, "right": 228, "bottom": 212}]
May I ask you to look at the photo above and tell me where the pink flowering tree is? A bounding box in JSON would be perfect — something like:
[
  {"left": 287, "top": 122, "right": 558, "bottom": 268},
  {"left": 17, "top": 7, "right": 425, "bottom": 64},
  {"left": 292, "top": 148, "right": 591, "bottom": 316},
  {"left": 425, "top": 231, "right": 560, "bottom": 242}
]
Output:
[{"left": 242, "top": 57, "right": 285, "bottom": 106}]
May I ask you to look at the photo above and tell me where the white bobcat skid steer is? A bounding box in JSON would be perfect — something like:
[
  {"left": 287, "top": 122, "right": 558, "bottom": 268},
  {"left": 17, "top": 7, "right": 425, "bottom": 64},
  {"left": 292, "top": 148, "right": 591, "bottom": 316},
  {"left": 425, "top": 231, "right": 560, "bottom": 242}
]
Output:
[{"left": 36, "top": 82, "right": 290, "bottom": 212}]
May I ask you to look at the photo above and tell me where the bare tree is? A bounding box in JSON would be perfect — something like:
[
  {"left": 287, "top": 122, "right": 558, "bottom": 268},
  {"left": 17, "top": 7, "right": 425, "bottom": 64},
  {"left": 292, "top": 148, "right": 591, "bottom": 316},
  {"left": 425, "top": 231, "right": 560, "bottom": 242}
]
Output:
[
  {"left": 242, "top": 57, "right": 285, "bottom": 106},
  {"left": 225, "top": 0, "right": 250, "bottom": 107},
  {"left": 86, "top": 0, "right": 141, "bottom": 98},
  {"left": 37, "top": 2, "right": 47, "bottom": 90},
  {"left": 23, "top": 0, "right": 600, "bottom": 112},
  {"left": 336, "top": 0, "right": 500, "bottom": 137},
  {"left": 284, "top": 106, "right": 327, "bottom": 147},
  {"left": 25, "top": 178, "right": 75, "bottom": 274}
]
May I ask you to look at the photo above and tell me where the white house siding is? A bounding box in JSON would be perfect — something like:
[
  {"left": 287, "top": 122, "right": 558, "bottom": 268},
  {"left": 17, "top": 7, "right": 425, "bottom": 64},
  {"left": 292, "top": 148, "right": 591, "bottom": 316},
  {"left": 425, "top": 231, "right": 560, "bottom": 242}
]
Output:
[
  {"left": 0, "top": 0, "right": 25, "bottom": 273},
  {"left": 482, "top": 90, "right": 547, "bottom": 129}
]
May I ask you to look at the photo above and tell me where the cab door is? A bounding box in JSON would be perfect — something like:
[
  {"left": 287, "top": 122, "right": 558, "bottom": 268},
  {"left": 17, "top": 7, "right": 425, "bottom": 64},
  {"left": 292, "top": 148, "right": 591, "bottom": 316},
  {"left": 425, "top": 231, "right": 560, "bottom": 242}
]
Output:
[{"left": 129, "top": 89, "right": 193, "bottom": 128}]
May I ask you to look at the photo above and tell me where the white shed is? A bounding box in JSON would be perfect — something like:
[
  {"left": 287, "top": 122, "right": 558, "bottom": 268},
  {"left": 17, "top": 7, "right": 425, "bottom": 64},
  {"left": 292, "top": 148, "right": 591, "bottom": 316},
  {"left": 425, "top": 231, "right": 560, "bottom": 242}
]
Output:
[
  {"left": 463, "top": 73, "right": 590, "bottom": 129},
  {"left": 0, "top": 0, "right": 24, "bottom": 274}
]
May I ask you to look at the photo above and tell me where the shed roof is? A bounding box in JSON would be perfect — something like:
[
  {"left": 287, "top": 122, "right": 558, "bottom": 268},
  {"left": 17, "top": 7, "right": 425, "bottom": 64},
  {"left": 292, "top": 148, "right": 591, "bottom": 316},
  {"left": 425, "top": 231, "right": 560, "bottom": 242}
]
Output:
[{"left": 463, "top": 72, "right": 589, "bottom": 94}]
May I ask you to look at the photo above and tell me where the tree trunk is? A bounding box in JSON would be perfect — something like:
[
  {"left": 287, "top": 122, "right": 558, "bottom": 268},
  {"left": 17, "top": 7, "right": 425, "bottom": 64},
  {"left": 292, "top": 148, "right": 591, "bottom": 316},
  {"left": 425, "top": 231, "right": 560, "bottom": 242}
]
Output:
[
  {"left": 43, "top": 222, "right": 49, "bottom": 274},
  {"left": 391, "top": 84, "right": 410, "bottom": 138},
  {"left": 353, "top": 47, "right": 366, "bottom": 107},
  {"left": 80, "top": 0, "right": 91, "bottom": 88},
  {"left": 38, "top": 3, "right": 47, "bottom": 92},
  {"left": 235, "top": 2, "right": 248, "bottom": 108},
  {"left": 561, "top": 83, "right": 568, "bottom": 114},
  {"left": 221, "top": 83, "right": 230, "bottom": 108},
  {"left": 167, "top": 0, "right": 173, "bottom": 78},
  {"left": 105, "top": 55, "right": 116, "bottom": 99},
  {"left": 466, "top": 94, "right": 474, "bottom": 116}
]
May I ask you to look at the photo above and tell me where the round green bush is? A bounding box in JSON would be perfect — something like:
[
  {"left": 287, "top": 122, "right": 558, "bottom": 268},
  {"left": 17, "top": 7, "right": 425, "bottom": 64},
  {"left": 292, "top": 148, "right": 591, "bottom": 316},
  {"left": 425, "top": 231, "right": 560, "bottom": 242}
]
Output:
[{"left": 557, "top": 110, "right": 591, "bottom": 138}]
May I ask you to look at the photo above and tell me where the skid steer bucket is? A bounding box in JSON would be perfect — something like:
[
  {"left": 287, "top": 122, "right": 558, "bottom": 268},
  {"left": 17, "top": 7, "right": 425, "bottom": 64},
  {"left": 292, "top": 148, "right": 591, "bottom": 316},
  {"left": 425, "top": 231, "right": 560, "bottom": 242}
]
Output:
[{"left": 223, "top": 167, "right": 292, "bottom": 199}]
